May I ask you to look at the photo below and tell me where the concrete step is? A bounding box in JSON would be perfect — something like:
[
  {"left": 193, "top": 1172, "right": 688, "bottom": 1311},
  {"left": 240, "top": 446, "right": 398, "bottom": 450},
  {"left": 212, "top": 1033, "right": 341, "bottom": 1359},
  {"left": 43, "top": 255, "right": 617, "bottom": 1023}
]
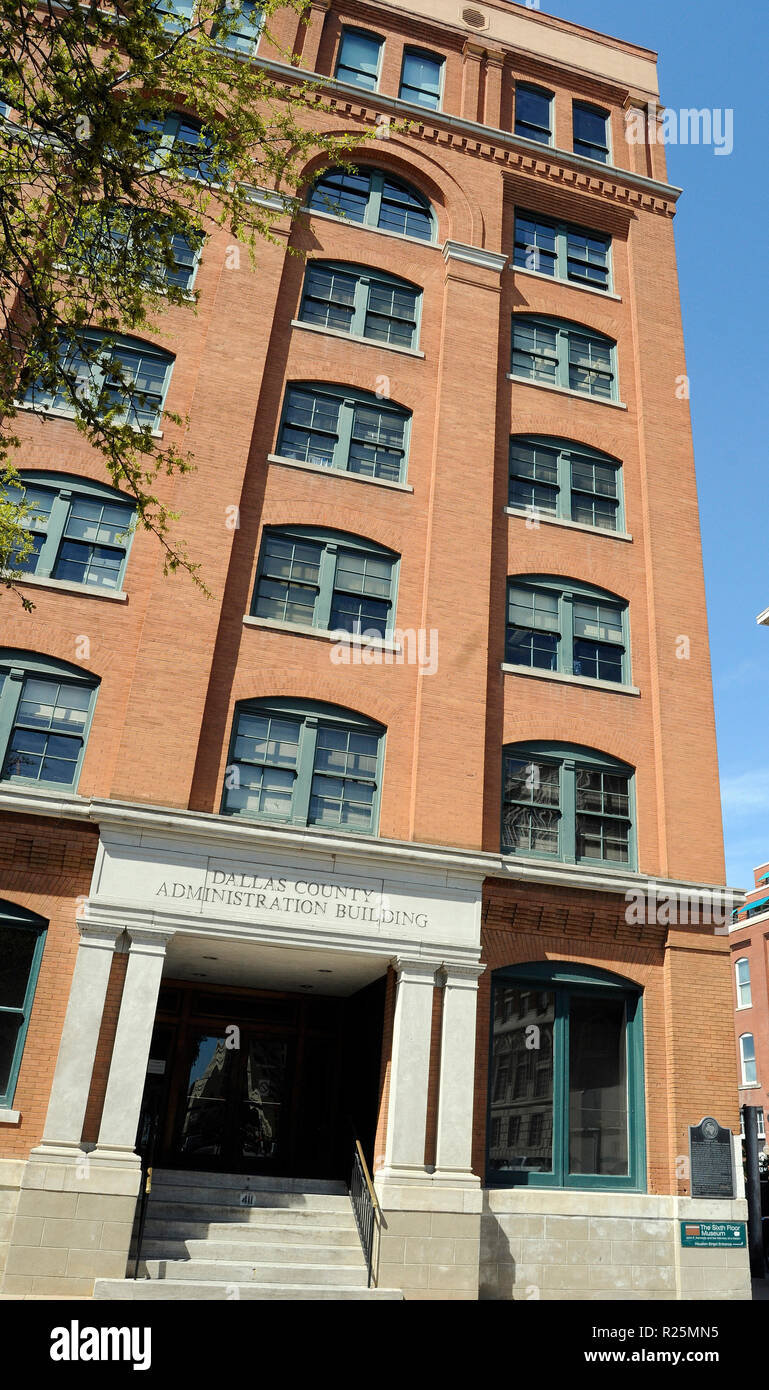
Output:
[
  {"left": 140, "top": 1238, "right": 364, "bottom": 1265},
  {"left": 143, "top": 1219, "right": 360, "bottom": 1246},
  {"left": 141, "top": 1259, "right": 370, "bottom": 1287},
  {"left": 146, "top": 1186, "right": 353, "bottom": 1212},
  {"left": 150, "top": 1170, "right": 347, "bottom": 1197},
  {"left": 95, "top": 1279, "right": 402, "bottom": 1301},
  {"left": 143, "top": 1201, "right": 357, "bottom": 1227}
]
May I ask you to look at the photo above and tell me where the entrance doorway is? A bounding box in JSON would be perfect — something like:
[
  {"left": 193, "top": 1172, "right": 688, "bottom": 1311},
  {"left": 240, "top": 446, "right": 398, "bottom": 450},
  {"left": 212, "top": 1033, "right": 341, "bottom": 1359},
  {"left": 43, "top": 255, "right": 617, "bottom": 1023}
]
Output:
[{"left": 139, "top": 976, "right": 385, "bottom": 1181}]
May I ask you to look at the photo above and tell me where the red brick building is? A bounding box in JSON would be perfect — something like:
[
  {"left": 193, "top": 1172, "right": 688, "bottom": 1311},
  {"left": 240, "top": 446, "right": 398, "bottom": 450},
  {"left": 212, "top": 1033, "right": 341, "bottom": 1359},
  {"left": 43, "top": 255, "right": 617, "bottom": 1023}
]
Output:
[
  {"left": 0, "top": 0, "right": 750, "bottom": 1300},
  {"left": 730, "top": 865, "right": 769, "bottom": 1152}
]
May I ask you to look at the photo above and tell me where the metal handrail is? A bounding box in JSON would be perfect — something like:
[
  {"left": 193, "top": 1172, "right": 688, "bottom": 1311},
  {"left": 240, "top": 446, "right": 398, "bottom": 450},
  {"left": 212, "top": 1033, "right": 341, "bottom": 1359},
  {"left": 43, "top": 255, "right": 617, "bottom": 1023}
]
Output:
[
  {"left": 132, "top": 1109, "right": 159, "bottom": 1279},
  {"left": 349, "top": 1127, "right": 380, "bottom": 1288}
]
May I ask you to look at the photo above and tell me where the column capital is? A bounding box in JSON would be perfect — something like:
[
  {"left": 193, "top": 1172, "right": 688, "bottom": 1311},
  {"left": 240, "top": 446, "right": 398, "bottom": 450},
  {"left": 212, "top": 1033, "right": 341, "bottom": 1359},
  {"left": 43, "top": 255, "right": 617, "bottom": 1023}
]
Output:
[
  {"left": 462, "top": 39, "right": 486, "bottom": 60},
  {"left": 127, "top": 926, "right": 175, "bottom": 954},
  {"left": 437, "top": 962, "right": 486, "bottom": 989},
  {"left": 392, "top": 957, "right": 439, "bottom": 984},
  {"left": 484, "top": 47, "right": 506, "bottom": 68},
  {"left": 77, "top": 921, "right": 124, "bottom": 950},
  {"left": 443, "top": 241, "right": 508, "bottom": 274}
]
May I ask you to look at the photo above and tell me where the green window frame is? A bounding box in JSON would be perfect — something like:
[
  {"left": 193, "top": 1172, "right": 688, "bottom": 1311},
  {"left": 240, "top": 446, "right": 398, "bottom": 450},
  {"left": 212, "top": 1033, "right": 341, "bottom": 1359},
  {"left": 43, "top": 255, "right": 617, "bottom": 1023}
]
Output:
[
  {"left": 335, "top": 28, "right": 383, "bottom": 90},
  {"left": 152, "top": 0, "right": 195, "bottom": 30},
  {"left": 501, "top": 741, "right": 636, "bottom": 869},
  {"left": 508, "top": 436, "right": 624, "bottom": 533},
  {"left": 514, "top": 83, "right": 553, "bottom": 145},
  {"left": 252, "top": 527, "right": 400, "bottom": 638},
  {"left": 0, "top": 901, "right": 48, "bottom": 1109},
  {"left": 23, "top": 330, "right": 174, "bottom": 432},
  {"left": 67, "top": 205, "right": 203, "bottom": 293},
  {"left": 222, "top": 698, "right": 386, "bottom": 834},
  {"left": 136, "top": 111, "right": 220, "bottom": 183},
  {"left": 308, "top": 167, "right": 436, "bottom": 243},
  {"left": 213, "top": 1, "right": 264, "bottom": 52},
  {"left": 573, "top": 101, "right": 611, "bottom": 163},
  {"left": 487, "top": 962, "right": 645, "bottom": 1191},
  {"left": 511, "top": 314, "right": 617, "bottom": 401},
  {"left": 506, "top": 575, "right": 630, "bottom": 686},
  {"left": 513, "top": 210, "right": 612, "bottom": 292},
  {"left": 276, "top": 382, "right": 411, "bottom": 484},
  {"left": 399, "top": 48, "right": 444, "bottom": 110},
  {"left": 298, "top": 261, "right": 422, "bottom": 350},
  {"left": 4, "top": 471, "right": 136, "bottom": 592},
  {"left": 0, "top": 650, "right": 99, "bottom": 793}
]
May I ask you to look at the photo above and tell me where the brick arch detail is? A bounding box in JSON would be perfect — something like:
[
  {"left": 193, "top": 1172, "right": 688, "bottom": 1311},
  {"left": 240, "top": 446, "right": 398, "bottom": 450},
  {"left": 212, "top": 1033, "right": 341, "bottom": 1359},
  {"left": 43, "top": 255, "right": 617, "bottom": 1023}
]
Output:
[
  {"left": 500, "top": 721, "right": 642, "bottom": 768},
  {"left": 504, "top": 559, "right": 632, "bottom": 604},
  {"left": 227, "top": 673, "right": 400, "bottom": 729},
  {"left": 257, "top": 502, "right": 404, "bottom": 555}
]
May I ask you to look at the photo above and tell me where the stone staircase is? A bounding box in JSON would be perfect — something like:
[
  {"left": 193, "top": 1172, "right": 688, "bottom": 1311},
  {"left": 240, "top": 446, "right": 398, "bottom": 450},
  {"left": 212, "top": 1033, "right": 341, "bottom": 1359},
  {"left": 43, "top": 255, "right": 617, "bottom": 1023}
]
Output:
[{"left": 94, "top": 1170, "right": 403, "bottom": 1301}]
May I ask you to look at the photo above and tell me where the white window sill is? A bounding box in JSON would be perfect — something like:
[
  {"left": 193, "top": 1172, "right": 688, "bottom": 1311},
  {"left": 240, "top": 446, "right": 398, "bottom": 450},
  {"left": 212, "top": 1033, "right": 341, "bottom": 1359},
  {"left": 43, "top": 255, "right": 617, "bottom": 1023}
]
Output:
[
  {"left": 512, "top": 266, "right": 621, "bottom": 303},
  {"left": 267, "top": 453, "right": 413, "bottom": 493},
  {"left": 306, "top": 207, "right": 441, "bottom": 252},
  {"left": 738, "top": 1083, "right": 762, "bottom": 1091},
  {"left": 501, "top": 663, "right": 640, "bottom": 697},
  {"left": 0, "top": 1109, "right": 20, "bottom": 1125},
  {"left": 505, "top": 374, "right": 627, "bottom": 410},
  {"left": 9, "top": 574, "right": 128, "bottom": 602},
  {"left": 735, "top": 1003, "right": 753, "bottom": 1011},
  {"left": 290, "top": 319, "right": 425, "bottom": 359},
  {"left": 14, "top": 401, "right": 164, "bottom": 438},
  {"left": 504, "top": 507, "right": 632, "bottom": 543},
  {"left": 243, "top": 615, "right": 400, "bottom": 653}
]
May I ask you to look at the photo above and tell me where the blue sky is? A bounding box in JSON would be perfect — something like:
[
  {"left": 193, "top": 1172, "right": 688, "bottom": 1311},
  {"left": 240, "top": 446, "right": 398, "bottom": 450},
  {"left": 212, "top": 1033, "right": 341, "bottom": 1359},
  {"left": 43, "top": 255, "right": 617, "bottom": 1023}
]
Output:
[{"left": 528, "top": 0, "right": 769, "bottom": 890}]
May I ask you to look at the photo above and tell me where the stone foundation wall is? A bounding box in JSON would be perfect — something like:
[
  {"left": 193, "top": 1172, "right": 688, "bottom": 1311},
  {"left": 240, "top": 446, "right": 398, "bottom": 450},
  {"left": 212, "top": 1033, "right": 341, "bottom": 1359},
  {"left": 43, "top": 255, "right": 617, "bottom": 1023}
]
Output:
[{"left": 374, "top": 1182, "right": 482, "bottom": 1301}]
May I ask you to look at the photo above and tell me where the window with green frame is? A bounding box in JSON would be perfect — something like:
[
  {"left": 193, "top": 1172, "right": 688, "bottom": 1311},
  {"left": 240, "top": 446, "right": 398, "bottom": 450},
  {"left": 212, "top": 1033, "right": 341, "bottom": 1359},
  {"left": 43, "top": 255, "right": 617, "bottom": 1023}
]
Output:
[
  {"left": 213, "top": 1, "right": 264, "bottom": 52},
  {"left": 513, "top": 210, "right": 611, "bottom": 292},
  {"left": 298, "top": 262, "right": 422, "bottom": 350},
  {"left": 308, "top": 167, "right": 435, "bottom": 243},
  {"left": 487, "top": 962, "right": 645, "bottom": 1190},
  {"left": 335, "top": 28, "right": 383, "bottom": 89},
  {"left": 135, "top": 111, "right": 221, "bottom": 182},
  {"left": 276, "top": 383, "right": 411, "bottom": 483},
  {"left": 22, "top": 330, "right": 174, "bottom": 432},
  {"left": 4, "top": 472, "right": 136, "bottom": 592},
  {"left": 222, "top": 698, "right": 385, "bottom": 833},
  {"left": 511, "top": 315, "right": 617, "bottom": 401},
  {"left": 505, "top": 576, "right": 630, "bottom": 685},
  {"left": 67, "top": 205, "right": 203, "bottom": 293},
  {"left": 514, "top": 83, "right": 553, "bottom": 145},
  {"left": 252, "top": 527, "right": 399, "bottom": 638},
  {"left": 573, "top": 101, "right": 611, "bottom": 163},
  {"left": 399, "top": 48, "right": 444, "bottom": 110},
  {"left": 501, "top": 741, "right": 635, "bottom": 868},
  {"left": 0, "top": 651, "right": 99, "bottom": 792},
  {"left": 152, "top": 0, "right": 195, "bottom": 31},
  {"left": 508, "top": 436, "right": 623, "bottom": 533},
  {"left": 0, "top": 901, "right": 48, "bottom": 1109}
]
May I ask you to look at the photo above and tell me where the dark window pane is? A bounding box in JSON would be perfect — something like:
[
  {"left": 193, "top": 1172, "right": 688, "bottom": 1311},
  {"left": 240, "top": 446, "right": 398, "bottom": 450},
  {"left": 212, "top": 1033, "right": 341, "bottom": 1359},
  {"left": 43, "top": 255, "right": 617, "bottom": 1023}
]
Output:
[
  {"left": 488, "top": 986, "right": 555, "bottom": 1175},
  {"left": 568, "top": 996, "right": 628, "bottom": 1175},
  {"left": 0, "top": 926, "right": 39, "bottom": 1009},
  {"left": 0, "top": 1013, "right": 23, "bottom": 1096}
]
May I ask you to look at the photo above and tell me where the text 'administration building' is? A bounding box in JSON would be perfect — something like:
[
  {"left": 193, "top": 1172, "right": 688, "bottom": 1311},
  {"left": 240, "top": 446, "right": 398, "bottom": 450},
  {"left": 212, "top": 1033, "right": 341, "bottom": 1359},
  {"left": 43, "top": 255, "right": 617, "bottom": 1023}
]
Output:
[{"left": 0, "top": 0, "right": 749, "bottom": 1300}]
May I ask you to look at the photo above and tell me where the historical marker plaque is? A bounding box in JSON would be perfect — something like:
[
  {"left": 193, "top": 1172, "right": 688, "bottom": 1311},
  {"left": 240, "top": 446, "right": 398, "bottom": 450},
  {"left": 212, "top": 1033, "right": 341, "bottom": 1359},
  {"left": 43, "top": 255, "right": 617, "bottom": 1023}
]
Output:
[{"left": 688, "top": 1116, "right": 736, "bottom": 1198}]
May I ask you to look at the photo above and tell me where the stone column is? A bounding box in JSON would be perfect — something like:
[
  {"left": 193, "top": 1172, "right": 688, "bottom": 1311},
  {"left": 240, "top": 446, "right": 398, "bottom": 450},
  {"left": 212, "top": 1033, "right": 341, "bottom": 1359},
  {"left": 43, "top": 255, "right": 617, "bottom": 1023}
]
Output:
[
  {"left": 298, "top": 0, "right": 330, "bottom": 73},
  {"left": 93, "top": 928, "right": 174, "bottom": 1165},
  {"left": 35, "top": 922, "right": 123, "bottom": 1160},
  {"left": 433, "top": 964, "right": 485, "bottom": 1186},
  {"left": 380, "top": 959, "right": 437, "bottom": 1182}
]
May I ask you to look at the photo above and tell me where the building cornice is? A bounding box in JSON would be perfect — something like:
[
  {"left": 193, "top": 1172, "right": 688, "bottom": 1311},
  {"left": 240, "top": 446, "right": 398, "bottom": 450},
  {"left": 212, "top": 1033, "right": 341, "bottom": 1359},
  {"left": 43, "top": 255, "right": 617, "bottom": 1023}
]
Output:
[
  {"left": 0, "top": 787, "right": 743, "bottom": 905},
  {"left": 256, "top": 57, "right": 681, "bottom": 216}
]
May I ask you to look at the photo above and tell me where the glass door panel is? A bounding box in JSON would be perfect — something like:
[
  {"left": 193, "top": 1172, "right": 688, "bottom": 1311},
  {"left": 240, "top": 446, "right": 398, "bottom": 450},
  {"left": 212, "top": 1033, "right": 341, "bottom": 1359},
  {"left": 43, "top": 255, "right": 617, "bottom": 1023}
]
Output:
[
  {"left": 176, "top": 1031, "right": 238, "bottom": 1163},
  {"left": 568, "top": 996, "right": 628, "bottom": 1175},
  {"left": 238, "top": 1037, "right": 289, "bottom": 1165},
  {"left": 488, "top": 986, "right": 555, "bottom": 1178}
]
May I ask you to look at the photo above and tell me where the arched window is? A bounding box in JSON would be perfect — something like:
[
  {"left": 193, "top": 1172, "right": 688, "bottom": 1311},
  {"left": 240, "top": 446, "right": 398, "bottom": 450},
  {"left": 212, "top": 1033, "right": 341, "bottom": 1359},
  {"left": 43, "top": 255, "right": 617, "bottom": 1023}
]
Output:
[
  {"left": 505, "top": 576, "right": 630, "bottom": 686},
  {"left": 23, "top": 329, "right": 174, "bottom": 432},
  {"left": 298, "top": 261, "right": 422, "bottom": 350},
  {"left": 739, "top": 1033, "right": 757, "bottom": 1087},
  {"left": 335, "top": 28, "right": 383, "bottom": 90},
  {"left": 0, "top": 651, "right": 99, "bottom": 792},
  {"left": 502, "top": 741, "right": 635, "bottom": 868},
  {"left": 735, "top": 957, "right": 752, "bottom": 1009},
  {"left": 508, "top": 436, "right": 624, "bottom": 533},
  {"left": 511, "top": 315, "right": 618, "bottom": 402},
  {"left": 222, "top": 698, "right": 385, "bottom": 833},
  {"left": 514, "top": 83, "right": 553, "bottom": 145},
  {"left": 488, "top": 962, "right": 645, "bottom": 1190},
  {"left": 0, "top": 900, "right": 47, "bottom": 1109},
  {"left": 276, "top": 382, "right": 411, "bottom": 484},
  {"left": 251, "top": 527, "right": 399, "bottom": 638},
  {"left": 308, "top": 166, "right": 435, "bottom": 243},
  {"left": 4, "top": 472, "right": 136, "bottom": 592}
]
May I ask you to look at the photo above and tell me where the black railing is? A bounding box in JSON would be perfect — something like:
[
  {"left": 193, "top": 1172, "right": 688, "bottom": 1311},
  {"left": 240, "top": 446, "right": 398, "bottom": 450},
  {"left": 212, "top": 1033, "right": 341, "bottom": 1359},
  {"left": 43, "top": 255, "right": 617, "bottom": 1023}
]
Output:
[
  {"left": 349, "top": 1133, "right": 380, "bottom": 1288},
  {"left": 131, "top": 1108, "right": 159, "bottom": 1279}
]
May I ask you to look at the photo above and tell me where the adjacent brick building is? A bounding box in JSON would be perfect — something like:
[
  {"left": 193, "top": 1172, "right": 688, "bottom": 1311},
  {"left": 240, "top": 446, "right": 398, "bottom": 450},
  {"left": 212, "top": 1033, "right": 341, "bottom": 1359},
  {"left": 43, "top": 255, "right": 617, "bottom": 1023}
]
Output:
[
  {"left": 730, "top": 865, "right": 769, "bottom": 1153},
  {"left": 0, "top": 0, "right": 750, "bottom": 1300}
]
